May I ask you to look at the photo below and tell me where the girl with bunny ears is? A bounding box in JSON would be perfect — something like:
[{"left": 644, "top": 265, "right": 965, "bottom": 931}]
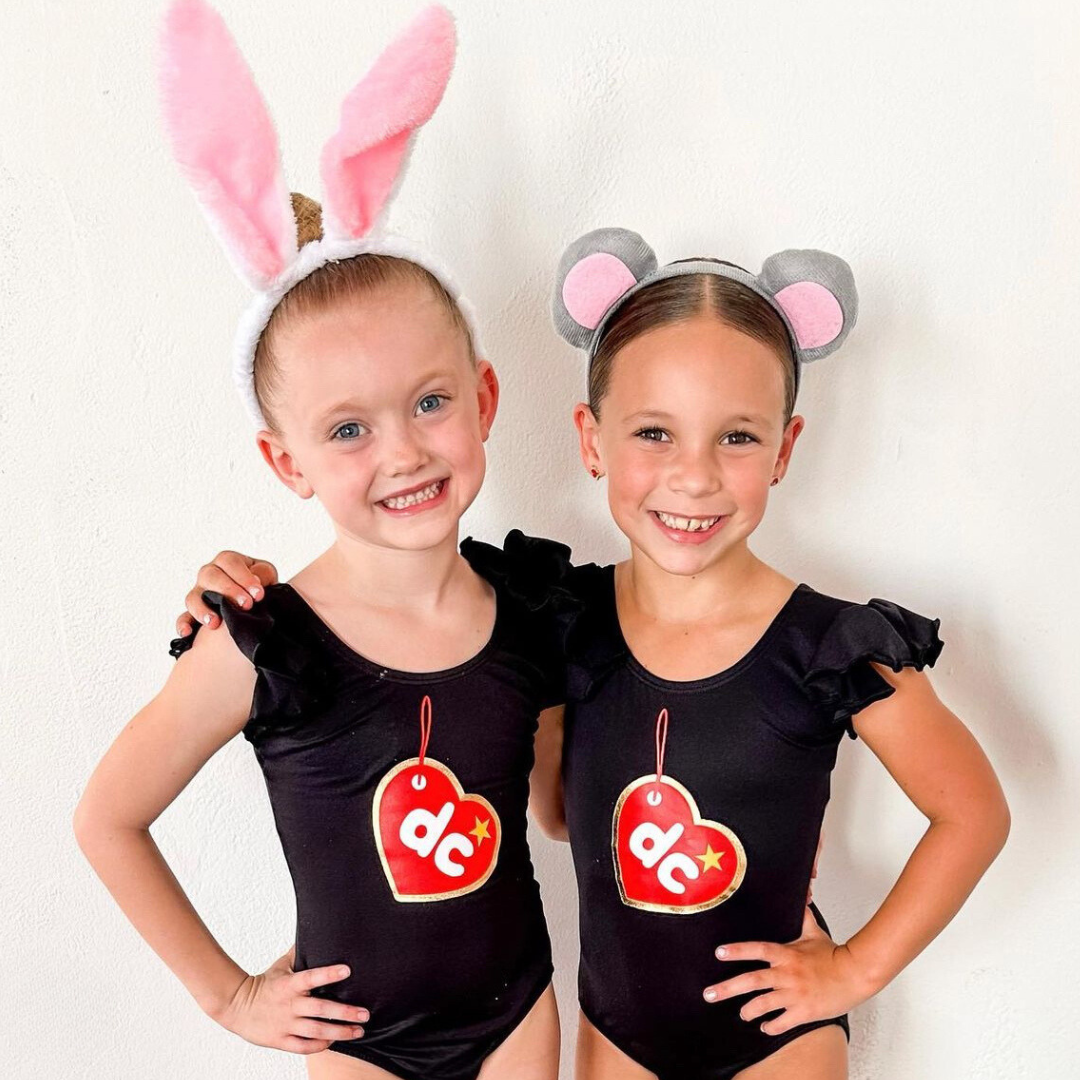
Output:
[
  {"left": 74, "top": 5, "right": 563, "bottom": 1079},
  {"left": 183, "top": 223, "right": 1010, "bottom": 1078}
]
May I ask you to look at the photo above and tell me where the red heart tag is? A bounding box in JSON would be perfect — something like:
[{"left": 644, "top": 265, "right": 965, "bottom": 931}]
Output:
[
  {"left": 373, "top": 755, "right": 501, "bottom": 903},
  {"left": 612, "top": 709, "right": 746, "bottom": 914}
]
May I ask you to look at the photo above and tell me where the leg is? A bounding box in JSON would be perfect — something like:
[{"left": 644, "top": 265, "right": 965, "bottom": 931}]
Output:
[
  {"left": 306, "top": 1048, "right": 402, "bottom": 1080},
  {"left": 575, "top": 1009, "right": 657, "bottom": 1080},
  {"left": 732, "top": 1025, "right": 848, "bottom": 1080},
  {"left": 477, "top": 983, "right": 561, "bottom": 1080}
]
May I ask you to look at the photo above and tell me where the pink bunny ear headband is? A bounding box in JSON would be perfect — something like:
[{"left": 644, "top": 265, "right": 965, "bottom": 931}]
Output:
[
  {"left": 553, "top": 228, "right": 858, "bottom": 400},
  {"left": 159, "top": 0, "right": 476, "bottom": 428}
]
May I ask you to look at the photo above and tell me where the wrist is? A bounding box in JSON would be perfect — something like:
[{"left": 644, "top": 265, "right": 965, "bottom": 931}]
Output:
[
  {"left": 840, "top": 939, "right": 893, "bottom": 999},
  {"left": 194, "top": 967, "right": 249, "bottom": 1022}
]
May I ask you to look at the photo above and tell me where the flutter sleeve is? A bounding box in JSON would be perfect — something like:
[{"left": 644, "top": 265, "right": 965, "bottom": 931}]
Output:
[
  {"left": 168, "top": 588, "right": 332, "bottom": 740},
  {"left": 802, "top": 597, "right": 944, "bottom": 740},
  {"left": 459, "top": 529, "right": 585, "bottom": 709}
]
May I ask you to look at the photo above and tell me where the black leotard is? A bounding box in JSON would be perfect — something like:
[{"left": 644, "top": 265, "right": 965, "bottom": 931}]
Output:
[
  {"left": 169, "top": 533, "right": 564, "bottom": 1080},
  {"left": 558, "top": 563, "right": 943, "bottom": 1080}
]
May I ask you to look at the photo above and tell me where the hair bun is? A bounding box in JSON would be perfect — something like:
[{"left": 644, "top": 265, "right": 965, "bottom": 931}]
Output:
[{"left": 291, "top": 193, "right": 324, "bottom": 247}]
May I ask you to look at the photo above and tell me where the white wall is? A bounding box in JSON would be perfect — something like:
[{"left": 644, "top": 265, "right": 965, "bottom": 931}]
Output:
[{"left": 3, "top": 1, "right": 1076, "bottom": 1076}]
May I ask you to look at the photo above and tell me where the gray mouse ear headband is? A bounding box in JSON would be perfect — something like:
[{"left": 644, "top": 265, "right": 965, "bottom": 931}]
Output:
[
  {"left": 158, "top": 1, "right": 476, "bottom": 429},
  {"left": 552, "top": 227, "right": 858, "bottom": 400}
]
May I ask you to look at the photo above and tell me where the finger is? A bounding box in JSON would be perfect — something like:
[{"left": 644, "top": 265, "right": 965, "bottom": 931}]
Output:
[
  {"left": 760, "top": 1010, "right": 800, "bottom": 1036},
  {"left": 715, "top": 942, "right": 783, "bottom": 965},
  {"left": 297, "top": 998, "right": 370, "bottom": 1025},
  {"left": 703, "top": 970, "right": 774, "bottom": 1003},
  {"left": 739, "top": 991, "right": 787, "bottom": 1023},
  {"left": 294, "top": 1018, "right": 364, "bottom": 1042},
  {"left": 185, "top": 585, "right": 221, "bottom": 628},
  {"left": 209, "top": 551, "right": 273, "bottom": 600},
  {"left": 194, "top": 563, "right": 259, "bottom": 611},
  {"left": 248, "top": 559, "right": 280, "bottom": 590},
  {"left": 175, "top": 611, "right": 198, "bottom": 638},
  {"left": 280, "top": 1036, "right": 333, "bottom": 1055},
  {"left": 294, "top": 964, "right": 351, "bottom": 992}
]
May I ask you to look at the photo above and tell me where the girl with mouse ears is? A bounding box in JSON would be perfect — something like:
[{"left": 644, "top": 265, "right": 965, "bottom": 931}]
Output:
[
  {"left": 178, "top": 222, "right": 1009, "bottom": 1079},
  {"left": 541, "top": 228, "right": 1009, "bottom": 1080},
  {"left": 74, "top": 5, "right": 567, "bottom": 1080}
]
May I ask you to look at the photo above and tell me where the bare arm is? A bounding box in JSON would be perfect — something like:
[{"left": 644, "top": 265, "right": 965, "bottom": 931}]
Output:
[
  {"left": 840, "top": 662, "right": 1010, "bottom": 989},
  {"left": 529, "top": 705, "right": 568, "bottom": 842},
  {"left": 707, "top": 664, "right": 1009, "bottom": 1033},
  {"left": 73, "top": 619, "right": 364, "bottom": 1052}
]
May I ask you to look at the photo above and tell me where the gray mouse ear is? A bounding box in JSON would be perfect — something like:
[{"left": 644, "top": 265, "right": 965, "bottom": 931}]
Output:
[
  {"left": 553, "top": 228, "right": 658, "bottom": 351},
  {"left": 758, "top": 250, "right": 858, "bottom": 363}
]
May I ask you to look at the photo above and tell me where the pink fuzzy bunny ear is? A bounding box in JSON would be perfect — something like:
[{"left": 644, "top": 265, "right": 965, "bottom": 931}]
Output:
[
  {"left": 159, "top": 0, "right": 297, "bottom": 291},
  {"left": 320, "top": 5, "right": 456, "bottom": 241}
]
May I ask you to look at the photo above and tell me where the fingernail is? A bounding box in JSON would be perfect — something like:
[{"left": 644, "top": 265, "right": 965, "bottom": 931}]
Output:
[
  {"left": 357, "top": 1009, "right": 369, "bottom": 1022},
  {"left": 236, "top": 595, "right": 248, "bottom": 607},
  {"left": 338, "top": 966, "right": 350, "bottom": 978},
  {"left": 703, "top": 989, "right": 717, "bottom": 1002},
  {"left": 354, "top": 1027, "right": 364, "bottom": 1039},
  {"left": 250, "top": 586, "right": 262, "bottom": 599},
  {"left": 715, "top": 946, "right": 727, "bottom": 958},
  {"left": 202, "top": 615, "right": 211, "bottom": 625},
  {"left": 180, "top": 626, "right": 191, "bottom": 636}
]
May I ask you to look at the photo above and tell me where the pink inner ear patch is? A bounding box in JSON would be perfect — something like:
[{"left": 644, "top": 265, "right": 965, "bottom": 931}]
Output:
[
  {"left": 562, "top": 253, "right": 637, "bottom": 330},
  {"left": 773, "top": 282, "right": 843, "bottom": 350}
]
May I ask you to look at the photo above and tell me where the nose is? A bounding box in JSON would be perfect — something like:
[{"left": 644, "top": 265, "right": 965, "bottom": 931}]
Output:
[
  {"left": 381, "top": 420, "right": 430, "bottom": 477},
  {"left": 667, "top": 441, "right": 721, "bottom": 499}
]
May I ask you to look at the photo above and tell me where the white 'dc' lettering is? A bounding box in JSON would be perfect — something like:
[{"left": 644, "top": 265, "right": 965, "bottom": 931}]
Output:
[
  {"left": 629, "top": 821, "right": 683, "bottom": 868},
  {"left": 656, "top": 852, "right": 699, "bottom": 895},
  {"left": 628, "top": 821, "right": 700, "bottom": 895},
  {"left": 399, "top": 800, "right": 474, "bottom": 878}
]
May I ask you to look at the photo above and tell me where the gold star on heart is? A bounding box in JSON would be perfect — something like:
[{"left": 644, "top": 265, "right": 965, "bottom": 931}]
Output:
[
  {"left": 469, "top": 817, "right": 492, "bottom": 845},
  {"left": 696, "top": 844, "right": 723, "bottom": 873}
]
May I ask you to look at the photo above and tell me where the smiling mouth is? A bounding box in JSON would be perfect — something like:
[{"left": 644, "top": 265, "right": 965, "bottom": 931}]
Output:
[
  {"left": 653, "top": 510, "right": 726, "bottom": 533},
  {"left": 379, "top": 479, "right": 446, "bottom": 511}
]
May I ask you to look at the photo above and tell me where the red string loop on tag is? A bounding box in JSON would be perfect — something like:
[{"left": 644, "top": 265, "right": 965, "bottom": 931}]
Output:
[
  {"left": 418, "top": 695, "right": 433, "bottom": 767},
  {"left": 654, "top": 707, "right": 669, "bottom": 784}
]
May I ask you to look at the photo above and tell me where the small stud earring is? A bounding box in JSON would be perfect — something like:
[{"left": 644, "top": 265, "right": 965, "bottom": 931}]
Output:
[
  {"left": 591, "top": 467, "right": 603, "bottom": 479},
  {"left": 770, "top": 477, "right": 779, "bottom": 487}
]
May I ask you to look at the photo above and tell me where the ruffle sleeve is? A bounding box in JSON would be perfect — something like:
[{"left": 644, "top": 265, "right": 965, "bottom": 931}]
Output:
[
  {"left": 168, "top": 588, "right": 333, "bottom": 740},
  {"left": 803, "top": 598, "right": 944, "bottom": 739},
  {"left": 460, "top": 529, "right": 589, "bottom": 708}
]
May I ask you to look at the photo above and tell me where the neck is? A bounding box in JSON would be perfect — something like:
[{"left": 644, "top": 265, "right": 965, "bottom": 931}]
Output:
[
  {"left": 620, "top": 540, "right": 772, "bottom": 624},
  {"left": 320, "top": 526, "right": 470, "bottom": 612}
]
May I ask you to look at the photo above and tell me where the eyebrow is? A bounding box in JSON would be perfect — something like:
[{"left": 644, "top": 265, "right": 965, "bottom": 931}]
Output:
[
  {"left": 622, "top": 410, "right": 774, "bottom": 427},
  {"left": 313, "top": 368, "right": 459, "bottom": 430}
]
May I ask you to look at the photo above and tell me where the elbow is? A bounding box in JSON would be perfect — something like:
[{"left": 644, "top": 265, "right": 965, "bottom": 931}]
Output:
[
  {"left": 530, "top": 808, "right": 570, "bottom": 844},
  {"left": 72, "top": 795, "right": 99, "bottom": 856}
]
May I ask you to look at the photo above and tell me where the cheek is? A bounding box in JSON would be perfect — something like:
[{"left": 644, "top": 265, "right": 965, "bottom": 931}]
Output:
[{"left": 606, "top": 443, "right": 663, "bottom": 503}]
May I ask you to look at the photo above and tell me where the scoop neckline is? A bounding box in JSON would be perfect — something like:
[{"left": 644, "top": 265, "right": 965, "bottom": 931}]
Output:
[
  {"left": 605, "top": 566, "right": 814, "bottom": 692},
  {"left": 276, "top": 579, "right": 503, "bottom": 684}
]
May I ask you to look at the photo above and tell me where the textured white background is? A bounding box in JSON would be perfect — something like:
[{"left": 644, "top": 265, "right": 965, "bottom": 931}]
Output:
[{"left": 3, "top": 1, "right": 1076, "bottom": 1077}]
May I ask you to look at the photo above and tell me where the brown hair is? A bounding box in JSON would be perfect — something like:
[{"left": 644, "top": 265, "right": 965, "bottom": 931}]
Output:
[
  {"left": 588, "top": 263, "right": 797, "bottom": 424},
  {"left": 253, "top": 194, "right": 475, "bottom": 433}
]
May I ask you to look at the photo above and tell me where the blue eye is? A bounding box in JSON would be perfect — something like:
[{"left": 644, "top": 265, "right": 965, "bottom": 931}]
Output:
[
  {"left": 634, "top": 427, "right": 671, "bottom": 443},
  {"left": 332, "top": 422, "right": 367, "bottom": 441},
  {"left": 416, "top": 394, "right": 447, "bottom": 415}
]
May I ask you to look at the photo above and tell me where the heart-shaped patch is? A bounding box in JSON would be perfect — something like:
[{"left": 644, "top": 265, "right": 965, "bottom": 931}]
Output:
[
  {"left": 613, "top": 772, "right": 746, "bottom": 914},
  {"left": 373, "top": 756, "right": 501, "bottom": 903}
]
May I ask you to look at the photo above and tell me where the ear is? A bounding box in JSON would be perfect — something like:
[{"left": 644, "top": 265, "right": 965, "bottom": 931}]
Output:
[
  {"left": 475, "top": 359, "right": 500, "bottom": 442},
  {"left": 320, "top": 5, "right": 456, "bottom": 241},
  {"left": 573, "top": 402, "right": 604, "bottom": 476},
  {"left": 553, "top": 229, "right": 658, "bottom": 351},
  {"left": 159, "top": 0, "right": 297, "bottom": 290},
  {"left": 255, "top": 429, "right": 315, "bottom": 500},
  {"left": 758, "top": 250, "right": 858, "bottom": 362}
]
